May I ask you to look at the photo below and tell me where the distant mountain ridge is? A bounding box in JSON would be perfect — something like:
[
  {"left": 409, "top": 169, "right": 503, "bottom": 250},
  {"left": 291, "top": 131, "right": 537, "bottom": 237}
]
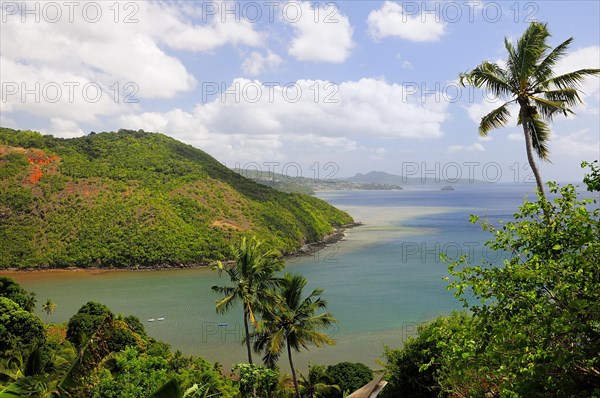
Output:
[
  {"left": 0, "top": 128, "right": 353, "bottom": 269},
  {"left": 233, "top": 168, "right": 403, "bottom": 192},
  {"left": 346, "top": 170, "right": 488, "bottom": 185}
]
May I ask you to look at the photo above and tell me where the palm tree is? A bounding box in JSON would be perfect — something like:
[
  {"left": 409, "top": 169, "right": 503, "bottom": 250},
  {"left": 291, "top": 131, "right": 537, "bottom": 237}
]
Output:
[
  {"left": 459, "top": 21, "right": 599, "bottom": 197},
  {"left": 42, "top": 299, "right": 57, "bottom": 322},
  {"left": 0, "top": 345, "right": 79, "bottom": 398},
  {"left": 254, "top": 273, "right": 337, "bottom": 398},
  {"left": 211, "top": 236, "right": 284, "bottom": 364},
  {"left": 298, "top": 363, "right": 341, "bottom": 398}
]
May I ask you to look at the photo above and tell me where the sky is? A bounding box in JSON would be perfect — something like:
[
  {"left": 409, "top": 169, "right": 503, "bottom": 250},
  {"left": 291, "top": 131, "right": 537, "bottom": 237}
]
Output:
[{"left": 1, "top": 0, "right": 599, "bottom": 183}]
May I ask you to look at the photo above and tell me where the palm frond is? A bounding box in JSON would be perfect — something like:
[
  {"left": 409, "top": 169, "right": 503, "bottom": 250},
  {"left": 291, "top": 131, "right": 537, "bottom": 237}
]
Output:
[
  {"left": 542, "top": 88, "right": 582, "bottom": 108},
  {"left": 301, "top": 329, "right": 336, "bottom": 347},
  {"left": 504, "top": 37, "right": 520, "bottom": 89},
  {"left": 515, "top": 22, "right": 550, "bottom": 82},
  {"left": 533, "top": 37, "right": 573, "bottom": 86},
  {"left": 529, "top": 95, "right": 570, "bottom": 120},
  {"left": 459, "top": 62, "right": 513, "bottom": 97},
  {"left": 479, "top": 102, "right": 513, "bottom": 136},
  {"left": 214, "top": 294, "right": 237, "bottom": 313},
  {"left": 541, "top": 69, "right": 600, "bottom": 90},
  {"left": 526, "top": 116, "right": 552, "bottom": 161}
]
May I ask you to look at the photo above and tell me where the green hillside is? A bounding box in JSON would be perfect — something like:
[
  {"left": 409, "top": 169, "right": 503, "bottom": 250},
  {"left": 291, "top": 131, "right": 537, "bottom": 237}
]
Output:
[{"left": 0, "top": 128, "right": 353, "bottom": 269}]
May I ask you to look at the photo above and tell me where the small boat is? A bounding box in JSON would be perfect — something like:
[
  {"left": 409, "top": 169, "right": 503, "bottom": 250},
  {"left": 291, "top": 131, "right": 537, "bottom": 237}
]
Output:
[
  {"left": 157, "top": 317, "right": 165, "bottom": 321},
  {"left": 218, "top": 322, "right": 228, "bottom": 327},
  {"left": 148, "top": 318, "right": 155, "bottom": 322}
]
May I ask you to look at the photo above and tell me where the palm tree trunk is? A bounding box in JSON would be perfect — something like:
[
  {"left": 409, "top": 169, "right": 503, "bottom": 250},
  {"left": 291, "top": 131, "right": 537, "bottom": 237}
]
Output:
[
  {"left": 288, "top": 340, "right": 301, "bottom": 398},
  {"left": 243, "top": 308, "right": 253, "bottom": 364},
  {"left": 520, "top": 108, "right": 546, "bottom": 198}
]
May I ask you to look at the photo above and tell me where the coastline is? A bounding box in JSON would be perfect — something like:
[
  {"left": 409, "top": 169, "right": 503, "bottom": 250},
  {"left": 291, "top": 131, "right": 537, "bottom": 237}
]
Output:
[
  {"left": 286, "top": 222, "right": 362, "bottom": 259},
  {"left": 0, "top": 222, "right": 363, "bottom": 274}
]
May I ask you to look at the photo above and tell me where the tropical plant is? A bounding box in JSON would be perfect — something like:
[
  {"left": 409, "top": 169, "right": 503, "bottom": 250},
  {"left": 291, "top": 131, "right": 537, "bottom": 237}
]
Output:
[
  {"left": 254, "top": 273, "right": 337, "bottom": 398},
  {"left": 0, "top": 277, "right": 36, "bottom": 312},
  {"left": 444, "top": 182, "right": 600, "bottom": 396},
  {"left": 459, "top": 22, "right": 600, "bottom": 197},
  {"left": 0, "top": 298, "right": 46, "bottom": 361},
  {"left": 298, "top": 364, "right": 341, "bottom": 398},
  {"left": 380, "top": 312, "right": 472, "bottom": 398},
  {"left": 231, "top": 363, "right": 280, "bottom": 398},
  {"left": 66, "top": 302, "right": 113, "bottom": 346},
  {"left": 212, "top": 237, "right": 285, "bottom": 364},
  {"left": 42, "top": 299, "right": 57, "bottom": 323},
  {"left": 582, "top": 160, "right": 600, "bottom": 192},
  {"left": 323, "top": 362, "right": 373, "bottom": 398},
  {"left": 148, "top": 378, "right": 222, "bottom": 398},
  {"left": 0, "top": 345, "right": 80, "bottom": 398}
]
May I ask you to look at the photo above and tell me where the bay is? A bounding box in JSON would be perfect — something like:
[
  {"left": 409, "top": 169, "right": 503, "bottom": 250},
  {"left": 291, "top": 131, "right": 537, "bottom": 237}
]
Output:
[{"left": 2, "top": 183, "right": 548, "bottom": 370}]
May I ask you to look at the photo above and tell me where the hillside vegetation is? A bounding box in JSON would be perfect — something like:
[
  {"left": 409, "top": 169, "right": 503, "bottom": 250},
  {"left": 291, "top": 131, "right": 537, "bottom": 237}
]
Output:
[{"left": 0, "top": 128, "right": 353, "bottom": 269}]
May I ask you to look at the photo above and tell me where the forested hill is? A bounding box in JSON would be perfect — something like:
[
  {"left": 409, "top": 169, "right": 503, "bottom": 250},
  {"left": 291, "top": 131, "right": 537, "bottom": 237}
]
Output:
[{"left": 0, "top": 128, "right": 353, "bottom": 269}]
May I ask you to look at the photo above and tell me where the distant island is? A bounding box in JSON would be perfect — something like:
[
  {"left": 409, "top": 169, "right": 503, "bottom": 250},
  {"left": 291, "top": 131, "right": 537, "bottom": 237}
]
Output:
[{"left": 0, "top": 128, "right": 353, "bottom": 270}]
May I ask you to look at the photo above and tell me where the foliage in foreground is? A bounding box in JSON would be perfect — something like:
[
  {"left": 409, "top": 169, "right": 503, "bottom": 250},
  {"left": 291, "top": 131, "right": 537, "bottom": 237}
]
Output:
[
  {"left": 323, "top": 362, "right": 373, "bottom": 397},
  {"left": 0, "top": 291, "right": 240, "bottom": 398},
  {"left": 381, "top": 312, "right": 471, "bottom": 398},
  {"left": 0, "top": 276, "right": 37, "bottom": 312},
  {"left": 0, "top": 276, "right": 359, "bottom": 398},
  {"left": 382, "top": 181, "right": 600, "bottom": 397}
]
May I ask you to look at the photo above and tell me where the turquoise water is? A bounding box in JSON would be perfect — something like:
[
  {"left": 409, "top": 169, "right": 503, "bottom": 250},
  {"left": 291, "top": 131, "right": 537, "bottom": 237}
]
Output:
[{"left": 4, "top": 184, "right": 559, "bottom": 369}]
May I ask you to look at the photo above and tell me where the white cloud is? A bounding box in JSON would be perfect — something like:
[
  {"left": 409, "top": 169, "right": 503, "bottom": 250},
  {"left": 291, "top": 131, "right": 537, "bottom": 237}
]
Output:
[
  {"left": 49, "top": 118, "right": 85, "bottom": 138},
  {"left": 401, "top": 60, "right": 414, "bottom": 70},
  {"left": 367, "top": 1, "right": 446, "bottom": 42},
  {"left": 508, "top": 133, "right": 524, "bottom": 141},
  {"left": 447, "top": 143, "right": 485, "bottom": 153},
  {"left": 241, "top": 51, "right": 284, "bottom": 75},
  {"left": 0, "top": 57, "right": 134, "bottom": 123},
  {"left": 0, "top": 1, "right": 268, "bottom": 124},
  {"left": 289, "top": 134, "right": 358, "bottom": 152},
  {"left": 552, "top": 129, "right": 600, "bottom": 156},
  {"left": 287, "top": 2, "right": 354, "bottom": 63},
  {"left": 154, "top": 2, "right": 263, "bottom": 52},
  {"left": 0, "top": 114, "right": 17, "bottom": 129},
  {"left": 0, "top": 2, "right": 206, "bottom": 99},
  {"left": 118, "top": 77, "right": 449, "bottom": 163}
]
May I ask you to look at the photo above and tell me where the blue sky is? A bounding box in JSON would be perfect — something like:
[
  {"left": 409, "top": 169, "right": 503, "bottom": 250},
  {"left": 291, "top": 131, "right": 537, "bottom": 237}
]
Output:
[{"left": 1, "top": 1, "right": 598, "bottom": 182}]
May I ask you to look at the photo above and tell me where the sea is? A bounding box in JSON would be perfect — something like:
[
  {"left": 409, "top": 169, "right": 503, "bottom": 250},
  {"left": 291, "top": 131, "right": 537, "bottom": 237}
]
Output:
[{"left": 4, "top": 183, "right": 590, "bottom": 371}]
